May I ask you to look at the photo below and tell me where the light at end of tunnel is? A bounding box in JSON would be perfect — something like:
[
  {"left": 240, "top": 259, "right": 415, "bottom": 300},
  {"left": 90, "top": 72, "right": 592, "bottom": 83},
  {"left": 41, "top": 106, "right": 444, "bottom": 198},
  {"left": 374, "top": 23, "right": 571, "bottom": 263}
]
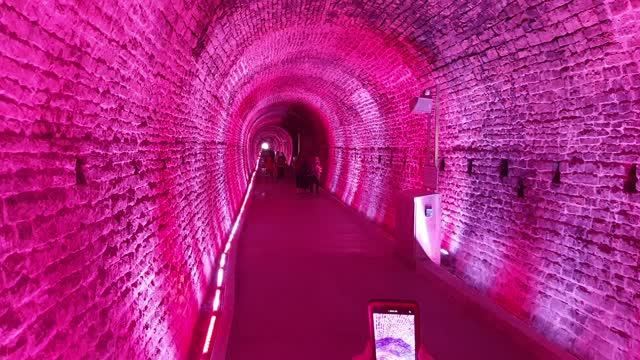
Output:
[
  {"left": 213, "top": 289, "right": 221, "bottom": 311},
  {"left": 220, "top": 253, "right": 227, "bottom": 267},
  {"left": 261, "top": 142, "right": 269, "bottom": 150},
  {"left": 440, "top": 248, "right": 449, "bottom": 256},
  {"left": 202, "top": 315, "right": 217, "bottom": 354},
  {"left": 216, "top": 268, "right": 224, "bottom": 287}
]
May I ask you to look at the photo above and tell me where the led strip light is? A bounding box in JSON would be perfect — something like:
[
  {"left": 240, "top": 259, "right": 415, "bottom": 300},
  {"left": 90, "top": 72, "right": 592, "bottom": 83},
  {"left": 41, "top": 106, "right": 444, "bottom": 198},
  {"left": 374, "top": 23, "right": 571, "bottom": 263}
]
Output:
[{"left": 202, "top": 158, "right": 261, "bottom": 355}]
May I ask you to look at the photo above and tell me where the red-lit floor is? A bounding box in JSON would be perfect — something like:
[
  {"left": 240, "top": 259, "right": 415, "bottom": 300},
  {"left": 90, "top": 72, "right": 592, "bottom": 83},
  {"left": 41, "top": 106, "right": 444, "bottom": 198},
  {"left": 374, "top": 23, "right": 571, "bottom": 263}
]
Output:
[{"left": 226, "top": 176, "right": 543, "bottom": 360}]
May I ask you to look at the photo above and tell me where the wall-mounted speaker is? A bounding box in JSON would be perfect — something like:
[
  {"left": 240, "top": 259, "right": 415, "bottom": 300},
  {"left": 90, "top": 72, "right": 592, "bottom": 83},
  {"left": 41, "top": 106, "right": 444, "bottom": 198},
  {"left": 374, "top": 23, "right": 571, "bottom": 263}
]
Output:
[{"left": 409, "top": 96, "right": 433, "bottom": 114}]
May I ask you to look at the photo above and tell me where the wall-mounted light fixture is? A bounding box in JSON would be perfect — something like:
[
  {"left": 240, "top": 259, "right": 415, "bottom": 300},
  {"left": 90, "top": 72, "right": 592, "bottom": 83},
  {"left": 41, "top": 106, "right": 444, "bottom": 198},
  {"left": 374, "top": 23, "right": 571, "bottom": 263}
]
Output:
[
  {"left": 75, "top": 157, "right": 87, "bottom": 185},
  {"left": 409, "top": 89, "right": 433, "bottom": 114},
  {"left": 623, "top": 164, "right": 637, "bottom": 193},
  {"left": 411, "top": 87, "right": 439, "bottom": 190},
  {"left": 499, "top": 159, "right": 509, "bottom": 178},
  {"left": 517, "top": 178, "right": 526, "bottom": 198},
  {"left": 552, "top": 161, "right": 561, "bottom": 184}
]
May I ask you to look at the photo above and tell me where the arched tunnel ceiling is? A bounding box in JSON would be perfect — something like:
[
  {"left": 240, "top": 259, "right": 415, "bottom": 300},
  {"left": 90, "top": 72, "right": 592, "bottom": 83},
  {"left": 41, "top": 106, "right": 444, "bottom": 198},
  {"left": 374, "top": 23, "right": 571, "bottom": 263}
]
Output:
[
  {"left": 184, "top": 0, "right": 542, "bottom": 170},
  {"left": 191, "top": 2, "right": 445, "bottom": 149}
]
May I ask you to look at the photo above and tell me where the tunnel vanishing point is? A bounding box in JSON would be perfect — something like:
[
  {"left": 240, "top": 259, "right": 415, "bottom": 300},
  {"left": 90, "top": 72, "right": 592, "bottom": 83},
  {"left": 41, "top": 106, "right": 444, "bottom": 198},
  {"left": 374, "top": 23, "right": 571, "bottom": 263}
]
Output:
[{"left": 0, "top": 0, "right": 639, "bottom": 359}]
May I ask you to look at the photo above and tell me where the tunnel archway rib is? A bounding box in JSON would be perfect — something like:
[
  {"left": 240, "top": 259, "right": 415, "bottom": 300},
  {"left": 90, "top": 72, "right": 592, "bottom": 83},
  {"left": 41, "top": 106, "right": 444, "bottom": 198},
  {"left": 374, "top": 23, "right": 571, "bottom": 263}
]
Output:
[
  {"left": 223, "top": 55, "right": 432, "bottom": 208},
  {"left": 250, "top": 125, "right": 294, "bottom": 164}
]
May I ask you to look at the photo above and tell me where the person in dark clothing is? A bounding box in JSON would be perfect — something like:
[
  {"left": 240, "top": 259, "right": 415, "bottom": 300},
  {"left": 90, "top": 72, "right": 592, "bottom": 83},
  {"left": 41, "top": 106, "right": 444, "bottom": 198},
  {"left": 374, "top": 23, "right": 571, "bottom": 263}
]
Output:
[
  {"left": 294, "top": 154, "right": 307, "bottom": 193},
  {"left": 309, "top": 156, "right": 322, "bottom": 194},
  {"left": 276, "top": 152, "right": 286, "bottom": 179}
]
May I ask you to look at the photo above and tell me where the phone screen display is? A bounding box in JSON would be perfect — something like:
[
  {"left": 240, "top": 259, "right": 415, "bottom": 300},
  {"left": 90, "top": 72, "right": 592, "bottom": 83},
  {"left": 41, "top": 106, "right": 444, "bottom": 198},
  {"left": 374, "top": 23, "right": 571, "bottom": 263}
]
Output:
[{"left": 372, "top": 310, "right": 416, "bottom": 360}]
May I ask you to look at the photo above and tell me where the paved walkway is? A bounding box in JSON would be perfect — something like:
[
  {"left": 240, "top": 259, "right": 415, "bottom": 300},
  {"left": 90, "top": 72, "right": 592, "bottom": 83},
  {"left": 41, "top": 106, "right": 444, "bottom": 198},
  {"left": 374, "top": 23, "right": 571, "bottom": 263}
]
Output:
[{"left": 226, "top": 176, "right": 543, "bottom": 360}]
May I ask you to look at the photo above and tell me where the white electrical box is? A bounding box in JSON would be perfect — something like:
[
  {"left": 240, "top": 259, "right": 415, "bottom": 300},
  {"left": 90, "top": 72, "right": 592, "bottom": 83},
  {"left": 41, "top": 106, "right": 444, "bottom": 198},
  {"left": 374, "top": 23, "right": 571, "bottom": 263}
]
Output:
[
  {"left": 413, "top": 193, "right": 442, "bottom": 265},
  {"left": 395, "top": 191, "right": 443, "bottom": 268}
]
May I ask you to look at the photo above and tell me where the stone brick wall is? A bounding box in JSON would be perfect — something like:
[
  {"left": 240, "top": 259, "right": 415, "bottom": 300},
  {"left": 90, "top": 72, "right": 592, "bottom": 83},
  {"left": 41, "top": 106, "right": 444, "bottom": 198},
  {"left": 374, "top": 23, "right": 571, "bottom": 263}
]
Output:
[
  {"left": 1, "top": 0, "right": 639, "bottom": 359},
  {"left": 432, "top": 2, "right": 640, "bottom": 359},
  {"left": 0, "top": 0, "right": 249, "bottom": 358}
]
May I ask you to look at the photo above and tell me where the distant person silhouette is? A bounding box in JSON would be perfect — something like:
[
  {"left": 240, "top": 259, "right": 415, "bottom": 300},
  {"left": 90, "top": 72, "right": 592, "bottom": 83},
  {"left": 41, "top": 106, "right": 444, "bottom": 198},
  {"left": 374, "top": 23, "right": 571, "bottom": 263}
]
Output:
[
  {"left": 277, "top": 151, "right": 286, "bottom": 179},
  {"left": 294, "top": 154, "right": 307, "bottom": 193},
  {"left": 265, "top": 153, "right": 276, "bottom": 181},
  {"left": 309, "top": 156, "right": 322, "bottom": 194}
]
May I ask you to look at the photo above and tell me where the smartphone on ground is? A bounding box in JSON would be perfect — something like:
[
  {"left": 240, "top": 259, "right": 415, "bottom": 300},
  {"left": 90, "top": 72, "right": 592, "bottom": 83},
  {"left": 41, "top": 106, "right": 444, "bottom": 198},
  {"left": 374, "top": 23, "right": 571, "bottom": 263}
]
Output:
[{"left": 368, "top": 300, "right": 420, "bottom": 360}]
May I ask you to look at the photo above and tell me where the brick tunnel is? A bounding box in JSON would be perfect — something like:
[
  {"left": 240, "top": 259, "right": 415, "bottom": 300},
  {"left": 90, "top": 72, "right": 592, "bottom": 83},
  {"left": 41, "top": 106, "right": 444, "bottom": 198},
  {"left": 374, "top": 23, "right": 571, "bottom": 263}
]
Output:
[{"left": 1, "top": 0, "right": 639, "bottom": 359}]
